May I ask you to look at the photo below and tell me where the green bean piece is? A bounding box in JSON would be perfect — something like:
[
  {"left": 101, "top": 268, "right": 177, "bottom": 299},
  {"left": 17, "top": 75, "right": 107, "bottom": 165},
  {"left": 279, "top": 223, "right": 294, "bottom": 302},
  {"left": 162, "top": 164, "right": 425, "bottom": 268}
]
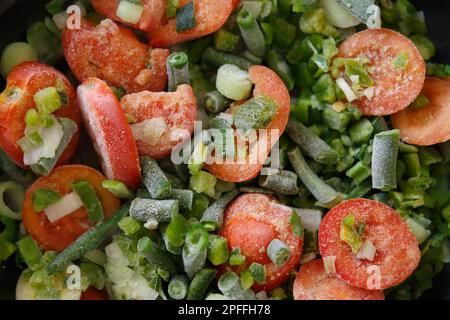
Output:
[
  {"left": 240, "top": 50, "right": 262, "bottom": 65},
  {"left": 270, "top": 16, "right": 297, "bottom": 49},
  {"left": 102, "top": 180, "right": 135, "bottom": 199},
  {"left": 171, "top": 189, "right": 194, "bottom": 212},
  {"left": 372, "top": 130, "right": 400, "bottom": 191},
  {"left": 187, "top": 268, "right": 217, "bottom": 300},
  {"left": 346, "top": 161, "right": 371, "bottom": 185},
  {"left": 218, "top": 272, "right": 250, "bottom": 300},
  {"left": 165, "top": 213, "right": 188, "bottom": 251},
  {"left": 129, "top": 198, "right": 179, "bottom": 223},
  {"left": 168, "top": 275, "right": 189, "bottom": 300},
  {"left": 258, "top": 170, "right": 299, "bottom": 195},
  {"left": 249, "top": 262, "right": 266, "bottom": 284},
  {"left": 72, "top": 180, "right": 104, "bottom": 223},
  {"left": 286, "top": 119, "right": 338, "bottom": 164},
  {"left": 16, "top": 235, "right": 45, "bottom": 271},
  {"left": 266, "top": 50, "right": 294, "bottom": 91},
  {"left": 202, "top": 47, "right": 253, "bottom": 70},
  {"left": 183, "top": 224, "right": 209, "bottom": 278},
  {"left": 267, "top": 239, "right": 291, "bottom": 267},
  {"left": 118, "top": 216, "right": 141, "bottom": 236},
  {"left": 200, "top": 189, "right": 239, "bottom": 230},
  {"left": 398, "top": 141, "right": 418, "bottom": 154},
  {"left": 214, "top": 29, "right": 240, "bottom": 53},
  {"left": 293, "top": 63, "right": 315, "bottom": 88},
  {"left": 189, "top": 193, "right": 210, "bottom": 220},
  {"left": 207, "top": 234, "right": 229, "bottom": 266},
  {"left": 204, "top": 90, "right": 231, "bottom": 114},
  {"left": 287, "top": 147, "right": 339, "bottom": 205},
  {"left": 322, "top": 107, "right": 351, "bottom": 133},
  {"left": 167, "top": 52, "right": 190, "bottom": 92},
  {"left": 403, "top": 153, "right": 421, "bottom": 177},
  {"left": 371, "top": 116, "right": 389, "bottom": 133},
  {"left": 137, "top": 236, "right": 178, "bottom": 275},
  {"left": 232, "top": 96, "right": 278, "bottom": 131},
  {"left": 46, "top": 203, "right": 131, "bottom": 274},
  {"left": 237, "top": 9, "right": 266, "bottom": 58},
  {"left": 26, "top": 21, "right": 62, "bottom": 65},
  {"left": 140, "top": 157, "right": 172, "bottom": 199}
]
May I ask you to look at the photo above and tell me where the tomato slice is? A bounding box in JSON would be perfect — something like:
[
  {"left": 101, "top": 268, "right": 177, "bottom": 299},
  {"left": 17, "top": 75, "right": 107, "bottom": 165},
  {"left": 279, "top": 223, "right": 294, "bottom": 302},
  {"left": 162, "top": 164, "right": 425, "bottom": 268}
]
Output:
[
  {"left": 338, "top": 28, "right": 425, "bottom": 116},
  {"left": 121, "top": 84, "right": 197, "bottom": 159},
  {"left": 293, "top": 259, "right": 384, "bottom": 300},
  {"left": 149, "top": 0, "right": 235, "bottom": 47},
  {"left": 0, "top": 62, "right": 81, "bottom": 168},
  {"left": 81, "top": 287, "right": 109, "bottom": 300},
  {"left": 62, "top": 19, "right": 169, "bottom": 93},
  {"left": 77, "top": 77, "right": 141, "bottom": 188},
  {"left": 91, "top": 0, "right": 166, "bottom": 32},
  {"left": 220, "top": 193, "right": 303, "bottom": 291},
  {"left": 22, "top": 165, "right": 120, "bottom": 251},
  {"left": 204, "top": 65, "right": 291, "bottom": 182},
  {"left": 318, "top": 199, "right": 420, "bottom": 290},
  {"left": 392, "top": 77, "right": 450, "bottom": 146}
]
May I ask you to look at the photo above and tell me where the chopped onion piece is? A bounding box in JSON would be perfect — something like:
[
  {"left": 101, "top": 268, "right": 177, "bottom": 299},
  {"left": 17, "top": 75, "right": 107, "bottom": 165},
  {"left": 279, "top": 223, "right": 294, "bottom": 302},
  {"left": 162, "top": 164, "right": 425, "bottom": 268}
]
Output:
[
  {"left": 216, "top": 64, "right": 253, "bottom": 101},
  {"left": 356, "top": 239, "right": 376, "bottom": 261},
  {"left": 293, "top": 208, "right": 322, "bottom": 231},
  {"left": 363, "top": 87, "right": 375, "bottom": 100},
  {"left": 23, "top": 120, "right": 63, "bottom": 166},
  {"left": 323, "top": 256, "right": 336, "bottom": 274},
  {"left": 44, "top": 192, "right": 84, "bottom": 223},
  {"left": 116, "top": 0, "right": 144, "bottom": 24},
  {"left": 144, "top": 218, "right": 159, "bottom": 230},
  {"left": 130, "top": 118, "right": 168, "bottom": 146},
  {"left": 349, "top": 75, "right": 359, "bottom": 84},
  {"left": 336, "top": 77, "right": 358, "bottom": 102}
]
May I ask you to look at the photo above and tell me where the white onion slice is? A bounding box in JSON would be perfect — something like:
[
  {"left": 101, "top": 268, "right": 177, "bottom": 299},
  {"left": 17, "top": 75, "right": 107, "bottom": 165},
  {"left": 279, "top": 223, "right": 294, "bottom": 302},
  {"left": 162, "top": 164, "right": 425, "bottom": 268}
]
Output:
[
  {"left": 131, "top": 118, "right": 168, "bottom": 146},
  {"left": 323, "top": 256, "right": 336, "bottom": 274},
  {"left": 23, "top": 120, "right": 63, "bottom": 166},
  {"left": 44, "top": 192, "right": 84, "bottom": 223},
  {"left": 116, "top": 0, "right": 144, "bottom": 24},
  {"left": 356, "top": 239, "right": 376, "bottom": 261},
  {"left": 336, "top": 77, "right": 358, "bottom": 102},
  {"left": 292, "top": 208, "right": 322, "bottom": 232}
]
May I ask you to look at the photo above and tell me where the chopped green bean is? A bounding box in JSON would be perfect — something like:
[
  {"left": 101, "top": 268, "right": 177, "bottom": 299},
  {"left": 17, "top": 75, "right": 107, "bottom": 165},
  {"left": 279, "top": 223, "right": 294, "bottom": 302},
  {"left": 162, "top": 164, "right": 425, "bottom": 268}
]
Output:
[{"left": 187, "top": 268, "right": 217, "bottom": 300}]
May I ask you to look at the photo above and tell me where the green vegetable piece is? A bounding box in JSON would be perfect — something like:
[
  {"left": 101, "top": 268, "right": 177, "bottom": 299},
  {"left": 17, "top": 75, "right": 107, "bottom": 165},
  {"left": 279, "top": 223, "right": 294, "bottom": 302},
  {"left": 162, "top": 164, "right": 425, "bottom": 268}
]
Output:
[
  {"left": 166, "top": 0, "right": 180, "bottom": 17},
  {"left": 232, "top": 96, "right": 278, "bottom": 131},
  {"left": 349, "top": 119, "right": 374, "bottom": 144},
  {"left": 207, "top": 235, "right": 229, "bottom": 266},
  {"left": 410, "top": 94, "right": 430, "bottom": 109},
  {"left": 46, "top": 203, "right": 130, "bottom": 274},
  {"left": 200, "top": 189, "right": 239, "bottom": 230},
  {"left": 270, "top": 17, "right": 297, "bottom": 49},
  {"left": 27, "top": 21, "right": 62, "bottom": 65},
  {"left": 410, "top": 35, "right": 436, "bottom": 61},
  {"left": 0, "top": 42, "right": 37, "bottom": 77},
  {"left": 313, "top": 74, "right": 336, "bottom": 104},
  {"left": 214, "top": 29, "right": 239, "bottom": 53},
  {"left": 300, "top": 8, "right": 339, "bottom": 37},
  {"left": 118, "top": 216, "right": 141, "bottom": 236},
  {"left": 168, "top": 275, "right": 188, "bottom": 300},
  {"left": 290, "top": 211, "right": 304, "bottom": 238},
  {"left": 101, "top": 180, "right": 135, "bottom": 199},
  {"left": 240, "top": 269, "right": 254, "bottom": 290},
  {"left": 346, "top": 161, "right": 371, "bottom": 185},
  {"left": 17, "top": 235, "right": 45, "bottom": 271},
  {"left": 165, "top": 213, "right": 188, "bottom": 249},
  {"left": 171, "top": 189, "right": 194, "bottom": 212},
  {"left": 187, "top": 268, "right": 217, "bottom": 300},
  {"left": 237, "top": 8, "right": 266, "bottom": 58},
  {"left": 267, "top": 239, "right": 291, "bottom": 267},
  {"left": 372, "top": 129, "right": 400, "bottom": 191},
  {"left": 190, "top": 170, "right": 217, "bottom": 198},
  {"left": 266, "top": 49, "right": 294, "bottom": 91},
  {"left": 202, "top": 48, "right": 254, "bottom": 70},
  {"left": 137, "top": 236, "right": 178, "bottom": 275},
  {"left": 176, "top": 1, "right": 196, "bottom": 33},
  {"left": 249, "top": 262, "right": 266, "bottom": 284},
  {"left": 258, "top": 170, "right": 299, "bottom": 195},
  {"left": 80, "top": 262, "right": 106, "bottom": 290},
  {"left": 140, "top": 156, "right": 172, "bottom": 199},
  {"left": 72, "top": 180, "right": 104, "bottom": 223},
  {"left": 344, "top": 59, "right": 374, "bottom": 88},
  {"left": 130, "top": 198, "right": 179, "bottom": 223},
  {"left": 34, "top": 87, "right": 61, "bottom": 115},
  {"left": 339, "top": 213, "right": 364, "bottom": 253},
  {"left": 189, "top": 193, "right": 210, "bottom": 220},
  {"left": 32, "top": 188, "right": 62, "bottom": 212},
  {"left": 183, "top": 224, "right": 209, "bottom": 278},
  {"left": 392, "top": 52, "right": 409, "bottom": 70},
  {"left": 229, "top": 247, "right": 246, "bottom": 266}
]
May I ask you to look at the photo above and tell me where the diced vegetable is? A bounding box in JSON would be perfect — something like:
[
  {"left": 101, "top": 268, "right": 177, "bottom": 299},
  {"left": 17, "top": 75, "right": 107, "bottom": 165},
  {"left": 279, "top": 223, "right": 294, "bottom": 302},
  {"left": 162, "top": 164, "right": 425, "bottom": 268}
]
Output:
[
  {"left": 186, "top": 268, "right": 217, "bottom": 300},
  {"left": 232, "top": 96, "right": 278, "bottom": 131},
  {"left": 258, "top": 170, "right": 299, "bottom": 195},
  {"left": 141, "top": 157, "right": 172, "bottom": 199},
  {"left": 0, "top": 42, "right": 37, "bottom": 77},
  {"left": 267, "top": 239, "right": 291, "bottom": 267},
  {"left": 16, "top": 236, "right": 45, "bottom": 271},
  {"left": 102, "top": 180, "right": 135, "bottom": 199},
  {"left": 216, "top": 64, "right": 253, "bottom": 101},
  {"left": 176, "top": 1, "right": 196, "bottom": 33},
  {"left": 130, "top": 198, "right": 179, "bottom": 223},
  {"left": 44, "top": 192, "right": 84, "bottom": 223},
  {"left": 200, "top": 189, "right": 239, "bottom": 230},
  {"left": 116, "top": 0, "right": 144, "bottom": 24},
  {"left": 72, "top": 180, "right": 104, "bottom": 223},
  {"left": 372, "top": 130, "right": 400, "bottom": 191}
]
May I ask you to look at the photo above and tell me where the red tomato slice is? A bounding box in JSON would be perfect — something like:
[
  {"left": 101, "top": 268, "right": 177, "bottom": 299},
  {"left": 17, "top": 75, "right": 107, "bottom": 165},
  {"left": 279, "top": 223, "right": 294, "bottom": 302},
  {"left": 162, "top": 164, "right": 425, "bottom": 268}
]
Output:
[
  {"left": 120, "top": 84, "right": 197, "bottom": 159},
  {"left": 81, "top": 287, "right": 109, "bottom": 300},
  {"left": 220, "top": 193, "right": 303, "bottom": 291},
  {"left": 392, "top": 77, "right": 450, "bottom": 146},
  {"left": 22, "top": 165, "right": 120, "bottom": 251},
  {"left": 338, "top": 28, "right": 425, "bottom": 116},
  {"left": 77, "top": 77, "right": 141, "bottom": 188},
  {"left": 0, "top": 62, "right": 81, "bottom": 168},
  {"left": 149, "top": 0, "right": 234, "bottom": 47},
  {"left": 91, "top": 0, "right": 166, "bottom": 32},
  {"left": 318, "top": 198, "right": 420, "bottom": 290},
  {"left": 204, "top": 65, "right": 291, "bottom": 182},
  {"left": 62, "top": 19, "right": 169, "bottom": 93},
  {"left": 293, "top": 259, "right": 384, "bottom": 300}
]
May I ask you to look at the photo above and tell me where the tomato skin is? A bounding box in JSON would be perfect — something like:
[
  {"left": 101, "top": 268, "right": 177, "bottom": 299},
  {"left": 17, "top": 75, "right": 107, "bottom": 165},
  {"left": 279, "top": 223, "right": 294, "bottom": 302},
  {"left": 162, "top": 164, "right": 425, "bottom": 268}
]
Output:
[
  {"left": 392, "top": 77, "right": 450, "bottom": 146},
  {"left": 81, "top": 287, "right": 109, "bottom": 300},
  {"left": 204, "top": 65, "right": 291, "bottom": 182},
  {"left": 22, "top": 165, "right": 120, "bottom": 252},
  {"left": 77, "top": 77, "right": 141, "bottom": 188},
  {"left": 62, "top": 19, "right": 169, "bottom": 93},
  {"left": 220, "top": 193, "right": 303, "bottom": 291},
  {"left": 293, "top": 259, "right": 385, "bottom": 300},
  {"left": 338, "top": 28, "right": 425, "bottom": 116},
  {"left": 0, "top": 62, "right": 81, "bottom": 168},
  {"left": 91, "top": 0, "right": 166, "bottom": 32},
  {"left": 149, "top": 0, "right": 235, "bottom": 47},
  {"left": 318, "top": 199, "right": 420, "bottom": 290},
  {"left": 121, "top": 84, "right": 197, "bottom": 159}
]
